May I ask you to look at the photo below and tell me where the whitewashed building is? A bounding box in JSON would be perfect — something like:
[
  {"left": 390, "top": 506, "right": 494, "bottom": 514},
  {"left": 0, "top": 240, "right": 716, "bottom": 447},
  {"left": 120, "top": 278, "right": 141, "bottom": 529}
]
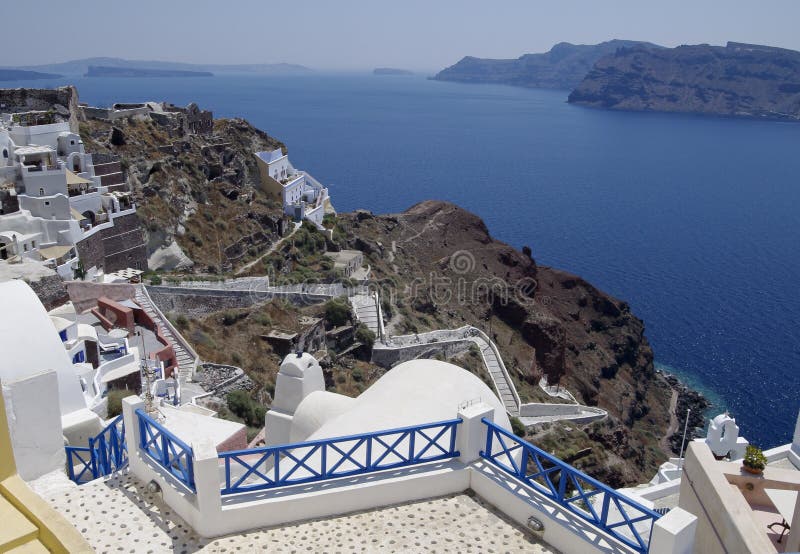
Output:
[
  {"left": 0, "top": 115, "right": 143, "bottom": 279},
  {"left": 254, "top": 148, "right": 333, "bottom": 228}
]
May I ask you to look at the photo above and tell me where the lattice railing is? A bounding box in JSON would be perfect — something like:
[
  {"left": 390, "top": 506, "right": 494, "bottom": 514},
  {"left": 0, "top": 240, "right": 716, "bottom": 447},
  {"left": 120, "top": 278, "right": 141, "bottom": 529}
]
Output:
[
  {"left": 65, "top": 414, "right": 128, "bottom": 484},
  {"left": 219, "top": 419, "right": 461, "bottom": 495},
  {"left": 481, "top": 419, "right": 661, "bottom": 553},
  {"left": 136, "top": 409, "right": 195, "bottom": 491}
]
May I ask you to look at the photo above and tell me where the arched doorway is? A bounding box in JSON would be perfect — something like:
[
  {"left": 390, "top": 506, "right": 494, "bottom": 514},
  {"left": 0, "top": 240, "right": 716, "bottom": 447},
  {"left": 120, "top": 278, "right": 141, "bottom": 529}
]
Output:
[
  {"left": 0, "top": 240, "right": 9, "bottom": 260},
  {"left": 82, "top": 210, "right": 96, "bottom": 225}
]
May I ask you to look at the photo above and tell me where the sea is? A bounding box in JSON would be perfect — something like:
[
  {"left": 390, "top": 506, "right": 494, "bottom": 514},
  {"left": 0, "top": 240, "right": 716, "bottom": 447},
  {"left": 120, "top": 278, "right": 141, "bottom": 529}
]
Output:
[{"left": 6, "top": 73, "right": 799, "bottom": 449}]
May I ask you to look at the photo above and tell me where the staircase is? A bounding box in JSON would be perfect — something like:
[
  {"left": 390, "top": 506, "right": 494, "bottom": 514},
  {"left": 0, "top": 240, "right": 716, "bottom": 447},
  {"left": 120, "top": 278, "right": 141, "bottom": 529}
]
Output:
[
  {"left": 471, "top": 333, "right": 520, "bottom": 415},
  {"left": 134, "top": 285, "right": 197, "bottom": 383},
  {"left": 350, "top": 292, "right": 381, "bottom": 336}
]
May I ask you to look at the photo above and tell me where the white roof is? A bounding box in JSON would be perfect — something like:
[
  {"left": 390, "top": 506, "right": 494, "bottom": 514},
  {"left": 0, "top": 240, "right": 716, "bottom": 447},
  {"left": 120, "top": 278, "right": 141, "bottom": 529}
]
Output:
[
  {"left": 0, "top": 280, "right": 87, "bottom": 415},
  {"left": 14, "top": 145, "right": 54, "bottom": 156},
  {"left": 255, "top": 148, "right": 286, "bottom": 164},
  {"left": 160, "top": 404, "right": 245, "bottom": 449},
  {"left": 297, "top": 359, "right": 511, "bottom": 443}
]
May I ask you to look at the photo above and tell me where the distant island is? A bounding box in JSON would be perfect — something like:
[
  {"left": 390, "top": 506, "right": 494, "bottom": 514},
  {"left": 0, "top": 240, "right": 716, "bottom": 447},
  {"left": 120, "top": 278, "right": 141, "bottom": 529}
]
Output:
[
  {"left": 86, "top": 65, "right": 212, "bottom": 78},
  {"left": 374, "top": 68, "right": 414, "bottom": 75},
  {"left": 433, "top": 40, "right": 661, "bottom": 90},
  {"left": 568, "top": 42, "right": 800, "bottom": 121},
  {"left": 4, "top": 57, "right": 312, "bottom": 76},
  {"left": 0, "top": 69, "right": 62, "bottom": 81}
]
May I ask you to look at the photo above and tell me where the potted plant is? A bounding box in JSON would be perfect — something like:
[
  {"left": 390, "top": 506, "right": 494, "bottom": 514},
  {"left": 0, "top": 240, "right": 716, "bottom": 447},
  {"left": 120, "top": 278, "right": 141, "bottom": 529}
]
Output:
[{"left": 742, "top": 445, "right": 767, "bottom": 475}]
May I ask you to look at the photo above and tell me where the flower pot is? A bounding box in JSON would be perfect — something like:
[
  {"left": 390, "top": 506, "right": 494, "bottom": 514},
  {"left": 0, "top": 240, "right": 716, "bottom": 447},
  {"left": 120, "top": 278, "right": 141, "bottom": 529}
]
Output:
[{"left": 742, "top": 464, "right": 763, "bottom": 476}]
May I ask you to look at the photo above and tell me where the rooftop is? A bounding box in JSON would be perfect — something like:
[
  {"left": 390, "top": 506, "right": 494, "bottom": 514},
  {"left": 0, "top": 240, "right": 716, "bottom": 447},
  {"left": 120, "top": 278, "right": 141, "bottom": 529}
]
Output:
[{"left": 38, "top": 471, "right": 555, "bottom": 553}]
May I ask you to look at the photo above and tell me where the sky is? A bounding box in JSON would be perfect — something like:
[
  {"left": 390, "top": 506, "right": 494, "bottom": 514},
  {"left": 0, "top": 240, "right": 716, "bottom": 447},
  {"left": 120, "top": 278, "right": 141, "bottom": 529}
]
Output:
[{"left": 3, "top": 0, "right": 800, "bottom": 71}]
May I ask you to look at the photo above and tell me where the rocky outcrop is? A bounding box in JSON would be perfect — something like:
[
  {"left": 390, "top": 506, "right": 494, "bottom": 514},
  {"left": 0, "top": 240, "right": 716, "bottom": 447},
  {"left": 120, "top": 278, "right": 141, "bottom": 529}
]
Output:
[
  {"left": 336, "top": 200, "right": 675, "bottom": 483},
  {"left": 433, "top": 40, "right": 661, "bottom": 90},
  {"left": 569, "top": 42, "right": 800, "bottom": 120},
  {"left": 0, "top": 85, "right": 83, "bottom": 131}
]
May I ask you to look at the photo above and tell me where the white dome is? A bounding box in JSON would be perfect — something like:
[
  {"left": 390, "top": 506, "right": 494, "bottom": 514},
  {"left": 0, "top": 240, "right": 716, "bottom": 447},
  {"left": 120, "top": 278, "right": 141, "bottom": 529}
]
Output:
[{"left": 300, "top": 359, "right": 511, "bottom": 442}]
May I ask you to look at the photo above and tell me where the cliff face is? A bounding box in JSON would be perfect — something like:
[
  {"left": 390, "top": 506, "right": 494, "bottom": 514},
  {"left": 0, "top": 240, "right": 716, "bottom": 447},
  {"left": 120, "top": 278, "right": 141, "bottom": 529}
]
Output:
[
  {"left": 433, "top": 40, "right": 661, "bottom": 90},
  {"left": 336, "top": 201, "right": 674, "bottom": 485},
  {"left": 569, "top": 42, "right": 800, "bottom": 120}
]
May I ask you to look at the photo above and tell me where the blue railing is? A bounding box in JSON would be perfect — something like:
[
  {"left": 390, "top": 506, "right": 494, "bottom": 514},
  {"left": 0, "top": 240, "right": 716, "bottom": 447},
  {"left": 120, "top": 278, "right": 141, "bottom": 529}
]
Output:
[
  {"left": 481, "top": 419, "right": 661, "bottom": 553},
  {"left": 219, "top": 418, "right": 461, "bottom": 495},
  {"left": 136, "top": 408, "right": 195, "bottom": 491},
  {"left": 65, "top": 415, "right": 127, "bottom": 484}
]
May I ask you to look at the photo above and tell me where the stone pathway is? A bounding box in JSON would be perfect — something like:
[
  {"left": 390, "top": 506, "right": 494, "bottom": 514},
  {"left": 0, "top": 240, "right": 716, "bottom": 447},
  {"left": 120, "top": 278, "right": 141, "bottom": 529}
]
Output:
[{"left": 42, "top": 471, "right": 557, "bottom": 553}]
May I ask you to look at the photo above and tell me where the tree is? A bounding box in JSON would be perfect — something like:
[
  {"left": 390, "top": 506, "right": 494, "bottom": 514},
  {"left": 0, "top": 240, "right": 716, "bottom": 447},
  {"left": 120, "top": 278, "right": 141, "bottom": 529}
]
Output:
[
  {"left": 324, "top": 298, "right": 351, "bottom": 327},
  {"left": 355, "top": 324, "right": 376, "bottom": 349}
]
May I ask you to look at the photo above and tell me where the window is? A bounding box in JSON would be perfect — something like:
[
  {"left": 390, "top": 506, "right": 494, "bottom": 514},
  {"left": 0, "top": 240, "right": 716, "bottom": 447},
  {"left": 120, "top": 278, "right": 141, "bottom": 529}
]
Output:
[
  {"left": 70, "top": 140, "right": 75, "bottom": 145},
  {"left": 2, "top": 149, "right": 7, "bottom": 158},
  {"left": 23, "top": 244, "right": 28, "bottom": 252},
  {"left": 59, "top": 329, "right": 68, "bottom": 342},
  {"left": 31, "top": 240, "right": 35, "bottom": 248},
  {"left": 39, "top": 188, "right": 44, "bottom": 196},
  {"left": 44, "top": 201, "right": 50, "bottom": 206}
]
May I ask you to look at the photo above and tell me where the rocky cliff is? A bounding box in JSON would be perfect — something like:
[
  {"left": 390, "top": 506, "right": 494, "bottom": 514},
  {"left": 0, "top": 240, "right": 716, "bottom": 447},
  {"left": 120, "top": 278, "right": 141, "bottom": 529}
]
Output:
[
  {"left": 79, "top": 114, "right": 287, "bottom": 272},
  {"left": 569, "top": 42, "right": 800, "bottom": 120},
  {"left": 335, "top": 201, "right": 677, "bottom": 485},
  {"left": 433, "top": 40, "right": 661, "bottom": 90}
]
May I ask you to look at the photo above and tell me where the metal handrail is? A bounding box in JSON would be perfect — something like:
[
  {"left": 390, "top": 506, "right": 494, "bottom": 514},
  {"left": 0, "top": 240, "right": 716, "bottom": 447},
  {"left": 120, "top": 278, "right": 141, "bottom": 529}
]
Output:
[
  {"left": 136, "top": 408, "right": 195, "bottom": 491},
  {"left": 219, "top": 418, "right": 462, "bottom": 495},
  {"left": 481, "top": 418, "right": 661, "bottom": 553}
]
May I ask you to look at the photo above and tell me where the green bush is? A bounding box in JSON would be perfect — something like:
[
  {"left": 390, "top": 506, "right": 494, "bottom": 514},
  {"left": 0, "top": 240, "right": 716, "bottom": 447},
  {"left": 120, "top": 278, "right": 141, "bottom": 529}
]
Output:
[
  {"left": 351, "top": 367, "right": 364, "bottom": 382},
  {"left": 324, "top": 298, "right": 351, "bottom": 327},
  {"left": 355, "top": 324, "right": 376, "bottom": 349},
  {"left": 150, "top": 274, "right": 162, "bottom": 285},
  {"left": 107, "top": 389, "right": 135, "bottom": 418},
  {"left": 226, "top": 390, "right": 266, "bottom": 428},
  {"left": 510, "top": 416, "right": 527, "bottom": 439}
]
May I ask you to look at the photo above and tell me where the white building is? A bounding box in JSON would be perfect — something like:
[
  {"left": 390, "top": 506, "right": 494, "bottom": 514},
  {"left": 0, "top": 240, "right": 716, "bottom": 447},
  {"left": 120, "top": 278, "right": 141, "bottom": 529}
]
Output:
[
  {"left": 0, "top": 115, "right": 139, "bottom": 279},
  {"left": 254, "top": 148, "right": 333, "bottom": 228}
]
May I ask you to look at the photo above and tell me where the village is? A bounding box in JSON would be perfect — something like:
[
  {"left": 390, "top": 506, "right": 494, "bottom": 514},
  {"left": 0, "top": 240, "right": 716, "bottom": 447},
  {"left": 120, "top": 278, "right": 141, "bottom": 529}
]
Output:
[{"left": 0, "top": 87, "right": 798, "bottom": 554}]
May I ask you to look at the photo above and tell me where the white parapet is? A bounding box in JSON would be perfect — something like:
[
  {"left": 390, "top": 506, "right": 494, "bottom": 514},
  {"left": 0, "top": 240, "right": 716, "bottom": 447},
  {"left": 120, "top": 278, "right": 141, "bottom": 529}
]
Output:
[
  {"left": 457, "top": 402, "right": 494, "bottom": 465},
  {"left": 649, "top": 508, "right": 697, "bottom": 554}
]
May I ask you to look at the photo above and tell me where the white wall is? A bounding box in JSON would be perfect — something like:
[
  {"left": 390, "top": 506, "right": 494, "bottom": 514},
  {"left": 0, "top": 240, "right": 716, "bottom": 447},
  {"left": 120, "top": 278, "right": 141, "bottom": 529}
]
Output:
[
  {"left": 2, "top": 370, "right": 66, "bottom": 481},
  {"left": 9, "top": 122, "right": 71, "bottom": 151}
]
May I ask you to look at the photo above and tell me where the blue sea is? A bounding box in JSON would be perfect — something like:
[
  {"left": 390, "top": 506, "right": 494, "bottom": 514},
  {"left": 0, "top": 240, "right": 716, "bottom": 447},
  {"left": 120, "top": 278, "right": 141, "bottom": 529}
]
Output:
[{"left": 9, "top": 73, "right": 799, "bottom": 448}]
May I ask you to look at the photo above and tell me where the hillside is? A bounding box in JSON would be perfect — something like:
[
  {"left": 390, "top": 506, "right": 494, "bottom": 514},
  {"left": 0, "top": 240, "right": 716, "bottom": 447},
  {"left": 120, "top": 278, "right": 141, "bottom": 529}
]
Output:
[
  {"left": 569, "top": 42, "right": 800, "bottom": 120},
  {"left": 85, "top": 66, "right": 212, "bottom": 78},
  {"left": 0, "top": 69, "right": 62, "bottom": 81},
  {"left": 433, "top": 40, "right": 661, "bottom": 90},
  {"left": 5, "top": 58, "right": 311, "bottom": 76},
  {"left": 78, "top": 114, "right": 287, "bottom": 272},
  {"left": 331, "top": 201, "right": 695, "bottom": 485}
]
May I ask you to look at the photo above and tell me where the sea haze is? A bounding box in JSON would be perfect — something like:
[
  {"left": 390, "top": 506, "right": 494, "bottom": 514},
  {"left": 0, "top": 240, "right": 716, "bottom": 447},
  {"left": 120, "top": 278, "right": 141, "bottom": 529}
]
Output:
[{"left": 9, "top": 73, "right": 799, "bottom": 448}]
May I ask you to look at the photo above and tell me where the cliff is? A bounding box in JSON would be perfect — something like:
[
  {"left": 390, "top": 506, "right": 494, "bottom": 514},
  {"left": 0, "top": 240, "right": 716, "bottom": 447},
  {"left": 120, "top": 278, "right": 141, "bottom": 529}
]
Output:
[
  {"left": 433, "top": 40, "right": 661, "bottom": 90},
  {"left": 85, "top": 66, "right": 213, "bottom": 78},
  {"left": 0, "top": 69, "right": 62, "bottom": 81},
  {"left": 78, "top": 114, "right": 286, "bottom": 271},
  {"left": 568, "top": 42, "right": 800, "bottom": 120},
  {"left": 334, "top": 201, "right": 677, "bottom": 485}
]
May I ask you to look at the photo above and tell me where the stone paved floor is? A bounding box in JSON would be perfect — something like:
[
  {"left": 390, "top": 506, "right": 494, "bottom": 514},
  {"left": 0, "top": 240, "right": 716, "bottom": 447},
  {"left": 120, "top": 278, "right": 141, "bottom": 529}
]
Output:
[{"left": 42, "top": 471, "right": 558, "bottom": 553}]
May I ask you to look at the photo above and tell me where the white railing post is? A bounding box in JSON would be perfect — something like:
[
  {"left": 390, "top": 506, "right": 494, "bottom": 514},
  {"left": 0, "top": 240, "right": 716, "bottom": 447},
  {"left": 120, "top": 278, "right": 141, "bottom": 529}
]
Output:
[
  {"left": 648, "top": 507, "right": 697, "bottom": 554},
  {"left": 192, "top": 438, "right": 222, "bottom": 535},
  {"left": 457, "top": 402, "right": 494, "bottom": 464},
  {"left": 121, "top": 395, "right": 145, "bottom": 477}
]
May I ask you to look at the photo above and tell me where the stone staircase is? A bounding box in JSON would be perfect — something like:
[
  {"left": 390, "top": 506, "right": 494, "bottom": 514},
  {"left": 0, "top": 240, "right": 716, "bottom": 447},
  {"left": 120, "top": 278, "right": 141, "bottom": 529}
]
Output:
[
  {"left": 471, "top": 333, "right": 520, "bottom": 415},
  {"left": 350, "top": 293, "right": 380, "bottom": 336},
  {"left": 134, "top": 285, "right": 197, "bottom": 384}
]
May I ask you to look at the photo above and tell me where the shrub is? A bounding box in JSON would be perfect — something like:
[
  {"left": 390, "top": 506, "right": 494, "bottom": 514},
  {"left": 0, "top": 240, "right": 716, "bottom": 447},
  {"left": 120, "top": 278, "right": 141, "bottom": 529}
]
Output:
[
  {"left": 510, "top": 416, "right": 527, "bottom": 439},
  {"left": 175, "top": 314, "right": 188, "bottom": 329},
  {"left": 150, "top": 274, "right": 162, "bottom": 285},
  {"left": 107, "top": 389, "right": 135, "bottom": 418},
  {"left": 324, "top": 298, "right": 351, "bottom": 327},
  {"left": 351, "top": 367, "right": 364, "bottom": 382},
  {"left": 226, "top": 390, "right": 265, "bottom": 428},
  {"left": 355, "top": 324, "right": 376, "bottom": 349}
]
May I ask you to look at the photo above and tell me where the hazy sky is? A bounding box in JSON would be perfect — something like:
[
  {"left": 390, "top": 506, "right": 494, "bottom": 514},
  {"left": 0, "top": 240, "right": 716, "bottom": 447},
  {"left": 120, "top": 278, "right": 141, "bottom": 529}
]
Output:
[{"left": 4, "top": 0, "right": 799, "bottom": 71}]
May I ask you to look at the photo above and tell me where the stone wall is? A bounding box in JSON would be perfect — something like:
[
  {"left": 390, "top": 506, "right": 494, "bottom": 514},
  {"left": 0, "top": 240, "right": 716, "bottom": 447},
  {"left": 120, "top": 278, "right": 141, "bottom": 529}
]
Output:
[
  {"left": 0, "top": 86, "right": 83, "bottom": 132},
  {"left": 147, "top": 286, "right": 328, "bottom": 319},
  {"left": 27, "top": 273, "right": 70, "bottom": 310},
  {"left": 371, "top": 339, "right": 472, "bottom": 368},
  {"left": 75, "top": 213, "right": 147, "bottom": 273}
]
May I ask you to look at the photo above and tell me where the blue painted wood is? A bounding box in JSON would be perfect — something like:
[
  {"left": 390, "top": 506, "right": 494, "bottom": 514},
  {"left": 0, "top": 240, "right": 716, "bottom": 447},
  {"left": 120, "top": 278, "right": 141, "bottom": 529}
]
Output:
[
  {"left": 219, "top": 418, "right": 462, "bottom": 495},
  {"left": 480, "top": 418, "right": 661, "bottom": 553},
  {"left": 135, "top": 409, "right": 195, "bottom": 491}
]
